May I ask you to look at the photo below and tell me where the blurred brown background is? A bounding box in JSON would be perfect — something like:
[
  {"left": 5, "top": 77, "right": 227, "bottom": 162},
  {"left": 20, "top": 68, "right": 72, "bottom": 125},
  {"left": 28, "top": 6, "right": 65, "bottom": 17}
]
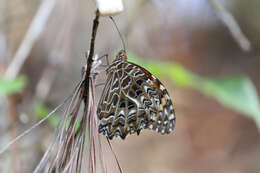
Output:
[{"left": 1, "top": 0, "right": 260, "bottom": 172}]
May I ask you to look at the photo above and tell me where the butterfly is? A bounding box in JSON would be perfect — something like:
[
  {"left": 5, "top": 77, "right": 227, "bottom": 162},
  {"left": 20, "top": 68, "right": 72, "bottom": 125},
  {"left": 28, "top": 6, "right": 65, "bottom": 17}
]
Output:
[{"left": 97, "top": 50, "right": 176, "bottom": 139}]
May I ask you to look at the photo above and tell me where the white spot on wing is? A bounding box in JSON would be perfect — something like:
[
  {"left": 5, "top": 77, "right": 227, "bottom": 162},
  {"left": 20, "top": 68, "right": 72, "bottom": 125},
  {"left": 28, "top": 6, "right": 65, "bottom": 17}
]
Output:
[
  {"left": 169, "top": 114, "right": 174, "bottom": 120},
  {"left": 160, "top": 84, "right": 165, "bottom": 90}
]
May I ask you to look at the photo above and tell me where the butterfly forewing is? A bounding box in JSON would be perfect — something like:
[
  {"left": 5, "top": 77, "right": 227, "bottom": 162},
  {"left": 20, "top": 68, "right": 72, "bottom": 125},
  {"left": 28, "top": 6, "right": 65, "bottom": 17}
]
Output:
[{"left": 97, "top": 50, "right": 176, "bottom": 139}]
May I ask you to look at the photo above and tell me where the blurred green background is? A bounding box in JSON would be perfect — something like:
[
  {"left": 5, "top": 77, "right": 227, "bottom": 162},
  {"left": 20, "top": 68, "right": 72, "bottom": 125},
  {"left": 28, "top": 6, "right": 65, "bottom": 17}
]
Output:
[{"left": 1, "top": 0, "right": 260, "bottom": 172}]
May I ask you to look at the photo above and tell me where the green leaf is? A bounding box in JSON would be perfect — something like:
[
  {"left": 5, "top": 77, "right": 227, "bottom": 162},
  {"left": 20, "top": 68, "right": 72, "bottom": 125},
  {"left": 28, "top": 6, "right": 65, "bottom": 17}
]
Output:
[
  {"left": 34, "top": 104, "right": 81, "bottom": 131},
  {"left": 128, "top": 54, "right": 200, "bottom": 88},
  {"left": 201, "top": 76, "right": 260, "bottom": 123},
  {"left": 128, "top": 54, "right": 260, "bottom": 131},
  {"left": 0, "top": 76, "right": 27, "bottom": 95}
]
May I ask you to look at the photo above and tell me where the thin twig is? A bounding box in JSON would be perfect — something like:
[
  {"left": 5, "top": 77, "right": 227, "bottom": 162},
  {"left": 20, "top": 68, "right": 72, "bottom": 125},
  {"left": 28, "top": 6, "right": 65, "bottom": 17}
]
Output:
[
  {"left": 90, "top": 77, "right": 107, "bottom": 173},
  {"left": 33, "top": 79, "right": 84, "bottom": 173},
  {"left": 1, "top": 9, "right": 102, "bottom": 172},
  {"left": 0, "top": 0, "right": 7, "bottom": 62},
  {"left": 0, "top": 94, "right": 72, "bottom": 155},
  {"left": 35, "top": 66, "right": 56, "bottom": 101},
  {"left": 106, "top": 138, "right": 123, "bottom": 173},
  {"left": 44, "top": 10, "right": 101, "bottom": 172},
  {"left": 83, "top": 10, "right": 101, "bottom": 173},
  {"left": 84, "top": 10, "right": 100, "bottom": 101},
  {"left": 4, "top": 0, "right": 57, "bottom": 80},
  {"left": 207, "top": 0, "right": 251, "bottom": 52},
  {"left": 34, "top": 0, "right": 78, "bottom": 102},
  {"left": 7, "top": 95, "right": 20, "bottom": 173}
]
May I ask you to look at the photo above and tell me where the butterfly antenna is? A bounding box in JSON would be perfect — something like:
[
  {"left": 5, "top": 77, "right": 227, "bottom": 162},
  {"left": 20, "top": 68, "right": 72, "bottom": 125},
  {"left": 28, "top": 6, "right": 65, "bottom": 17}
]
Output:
[{"left": 109, "top": 16, "right": 126, "bottom": 52}]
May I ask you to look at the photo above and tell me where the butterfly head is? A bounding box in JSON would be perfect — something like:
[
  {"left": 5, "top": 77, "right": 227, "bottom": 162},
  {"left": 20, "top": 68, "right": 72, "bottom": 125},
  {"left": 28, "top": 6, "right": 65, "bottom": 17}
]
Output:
[{"left": 115, "top": 50, "right": 127, "bottom": 61}]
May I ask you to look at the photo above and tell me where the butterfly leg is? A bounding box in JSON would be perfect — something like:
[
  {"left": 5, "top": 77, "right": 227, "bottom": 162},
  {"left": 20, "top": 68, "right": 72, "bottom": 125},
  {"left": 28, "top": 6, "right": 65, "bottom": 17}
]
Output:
[
  {"left": 95, "top": 82, "right": 106, "bottom": 88},
  {"left": 97, "top": 54, "right": 110, "bottom": 67},
  {"left": 90, "top": 68, "right": 108, "bottom": 81}
]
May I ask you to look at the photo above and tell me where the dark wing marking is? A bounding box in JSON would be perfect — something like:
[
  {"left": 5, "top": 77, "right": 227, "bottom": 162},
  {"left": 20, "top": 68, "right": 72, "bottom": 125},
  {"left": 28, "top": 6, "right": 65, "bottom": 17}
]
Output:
[{"left": 97, "top": 61, "right": 176, "bottom": 139}]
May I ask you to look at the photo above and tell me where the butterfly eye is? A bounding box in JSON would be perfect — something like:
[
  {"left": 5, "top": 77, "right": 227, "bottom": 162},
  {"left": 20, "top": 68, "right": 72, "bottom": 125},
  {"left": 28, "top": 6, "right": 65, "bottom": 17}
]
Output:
[{"left": 115, "top": 50, "right": 126, "bottom": 61}]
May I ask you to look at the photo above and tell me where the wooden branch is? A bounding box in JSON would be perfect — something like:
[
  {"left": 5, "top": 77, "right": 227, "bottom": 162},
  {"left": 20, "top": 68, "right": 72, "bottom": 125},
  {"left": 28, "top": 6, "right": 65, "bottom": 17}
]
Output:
[{"left": 83, "top": 10, "right": 100, "bottom": 103}]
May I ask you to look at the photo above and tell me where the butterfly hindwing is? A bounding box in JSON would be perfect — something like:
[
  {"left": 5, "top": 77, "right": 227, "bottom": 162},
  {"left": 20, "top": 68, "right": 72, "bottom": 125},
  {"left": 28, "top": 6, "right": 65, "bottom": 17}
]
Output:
[{"left": 97, "top": 57, "right": 175, "bottom": 140}]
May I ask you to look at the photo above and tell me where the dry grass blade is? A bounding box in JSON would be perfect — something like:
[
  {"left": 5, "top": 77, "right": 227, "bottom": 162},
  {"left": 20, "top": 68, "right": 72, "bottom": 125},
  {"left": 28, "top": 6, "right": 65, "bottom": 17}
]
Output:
[
  {"left": 90, "top": 78, "right": 107, "bottom": 173},
  {"left": 0, "top": 94, "right": 73, "bottom": 155},
  {"left": 2, "top": 9, "right": 123, "bottom": 173},
  {"left": 207, "top": 0, "right": 251, "bottom": 51},
  {"left": 5, "top": 0, "right": 57, "bottom": 80},
  {"left": 32, "top": 73, "right": 93, "bottom": 172},
  {"left": 33, "top": 9, "right": 108, "bottom": 173},
  {"left": 106, "top": 138, "right": 123, "bottom": 173},
  {"left": 33, "top": 79, "right": 85, "bottom": 173}
]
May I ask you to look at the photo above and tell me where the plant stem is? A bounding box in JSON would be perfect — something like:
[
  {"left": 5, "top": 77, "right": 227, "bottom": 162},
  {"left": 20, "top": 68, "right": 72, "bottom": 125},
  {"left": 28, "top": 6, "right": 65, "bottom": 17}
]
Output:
[{"left": 83, "top": 10, "right": 100, "bottom": 103}]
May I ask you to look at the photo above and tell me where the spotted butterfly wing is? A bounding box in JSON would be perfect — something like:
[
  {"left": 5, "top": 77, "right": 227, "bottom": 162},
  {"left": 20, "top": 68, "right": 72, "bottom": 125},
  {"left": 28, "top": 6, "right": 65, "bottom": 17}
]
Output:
[{"left": 97, "top": 50, "right": 175, "bottom": 139}]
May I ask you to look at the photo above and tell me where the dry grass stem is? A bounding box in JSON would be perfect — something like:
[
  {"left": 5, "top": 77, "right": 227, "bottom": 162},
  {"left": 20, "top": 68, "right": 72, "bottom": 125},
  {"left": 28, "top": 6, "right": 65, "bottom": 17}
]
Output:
[
  {"left": 207, "top": 0, "right": 251, "bottom": 51},
  {"left": 1, "top": 9, "right": 123, "bottom": 173},
  {"left": 5, "top": 0, "right": 57, "bottom": 80}
]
